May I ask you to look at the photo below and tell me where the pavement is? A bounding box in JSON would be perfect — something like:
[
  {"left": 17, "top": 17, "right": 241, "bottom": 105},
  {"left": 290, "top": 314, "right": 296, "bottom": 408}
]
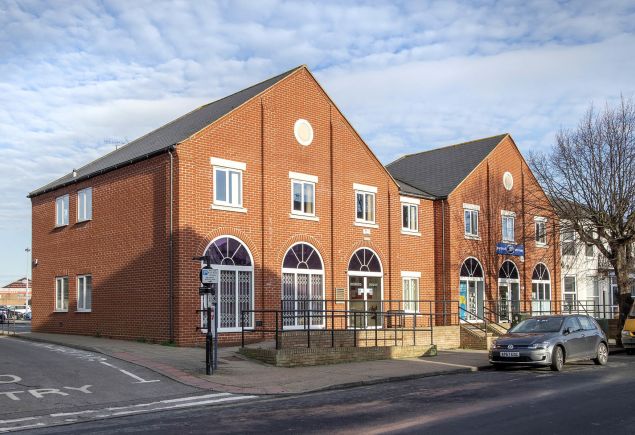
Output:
[
  {"left": 8, "top": 331, "right": 495, "bottom": 395},
  {"left": 7, "top": 330, "right": 627, "bottom": 396}
]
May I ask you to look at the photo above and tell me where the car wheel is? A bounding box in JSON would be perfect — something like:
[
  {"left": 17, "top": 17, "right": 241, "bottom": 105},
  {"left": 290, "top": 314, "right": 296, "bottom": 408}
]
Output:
[
  {"left": 594, "top": 342, "right": 608, "bottom": 365},
  {"left": 550, "top": 346, "right": 564, "bottom": 371}
]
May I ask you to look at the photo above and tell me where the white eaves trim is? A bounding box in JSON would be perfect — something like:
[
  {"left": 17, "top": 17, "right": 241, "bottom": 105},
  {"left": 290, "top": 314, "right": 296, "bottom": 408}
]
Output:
[
  {"left": 210, "top": 157, "right": 246, "bottom": 171},
  {"left": 400, "top": 196, "right": 420, "bottom": 205},
  {"left": 289, "top": 171, "right": 318, "bottom": 183},
  {"left": 401, "top": 271, "right": 422, "bottom": 278},
  {"left": 463, "top": 203, "right": 480, "bottom": 211},
  {"left": 353, "top": 182, "right": 377, "bottom": 193}
]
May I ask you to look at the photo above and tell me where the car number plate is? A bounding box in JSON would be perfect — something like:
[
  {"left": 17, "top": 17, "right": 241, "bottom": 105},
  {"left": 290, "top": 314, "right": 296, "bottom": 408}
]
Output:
[{"left": 500, "top": 351, "right": 520, "bottom": 357}]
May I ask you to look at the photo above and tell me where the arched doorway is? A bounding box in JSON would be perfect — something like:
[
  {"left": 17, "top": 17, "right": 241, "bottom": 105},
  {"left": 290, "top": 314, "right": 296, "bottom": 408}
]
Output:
[
  {"left": 531, "top": 263, "right": 551, "bottom": 314},
  {"left": 202, "top": 236, "right": 254, "bottom": 331},
  {"left": 498, "top": 260, "right": 520, "bottom": 322},
  {"left": 348, "top": 248, "right": 383, "bottom": 328},
  {"left": 459, "top": 257, "right": 484, "bottom": 322},
  {"left": 281, "top": 243, "right": 325, "bottom": 328}
]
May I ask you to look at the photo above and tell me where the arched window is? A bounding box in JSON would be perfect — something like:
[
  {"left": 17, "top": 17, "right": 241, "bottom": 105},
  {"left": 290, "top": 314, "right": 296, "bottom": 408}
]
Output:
[
  {"left": 281, "top": 243, "right": 324, "bottom": 328},
  {"left": 460, "top": 257, "right": 483, "bottom": 278},
  {"left": 498, "top": 260, "right": 519, "bottom": 279},
  {"left": 532, "top": 263, "right": 550, "bottom": 281},
  {"left": 459, "top": 257, "right": 484, "bottom": 321},
  {"left": 348, "top": 248, "right": 382, "bottom": 273},
  {"left": 531, "top": 264, "right": 551, "bottom": 314},
  {"left": 203, "top": 236, "right": 253, "bottom": 330}
]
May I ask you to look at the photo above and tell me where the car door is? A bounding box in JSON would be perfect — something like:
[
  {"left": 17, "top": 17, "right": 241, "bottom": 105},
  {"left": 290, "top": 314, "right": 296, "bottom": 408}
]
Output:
[
  {"left": 577, "top": 315, "right": 600, "bottom": 358},
  {"left": 561, "top": 317, "right": 585, "bottom": 360}
]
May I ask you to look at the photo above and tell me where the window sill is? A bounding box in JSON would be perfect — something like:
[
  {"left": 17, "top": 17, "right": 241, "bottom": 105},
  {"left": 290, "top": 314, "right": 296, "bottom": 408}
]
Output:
[
  {"left": 464, "top": 234, "right": 480, "bottom": 240},
  {"left": 76, "top": 218, "right": 92, "bottom": 223},
  {"left": 354, "top": 221, "right": 379, "bottom": 229},
  {"left": 211, "top": 204, "right": 248, "bottom": 213},
  {"left": 76, "top": 309, "right": 92, "bottom": 313},
  {"left": 535, "top": 243, "right": 548, "bottom": 248},
  {"left": 502, "top": 240, "right": 516, "bottom": 244},
  {"left": 54, "top": 310, "right": 68, "bottom": 313},
  {"left": 54, "top": 224, "right": 68, "bottom": 229},
  {"left": 401, "top": 230, "right": 421, "bottom": 237},
  {"left": 289, "top": 213, "right": 319, "bottom": 222}
]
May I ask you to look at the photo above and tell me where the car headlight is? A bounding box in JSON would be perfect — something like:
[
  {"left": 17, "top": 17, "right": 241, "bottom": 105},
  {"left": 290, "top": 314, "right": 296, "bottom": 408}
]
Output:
[
  {"left": 491, "top": 340, "right": 498, "bottom": 349},
  {"left": 528, "top": 341, "right": 550, "bottom": 350}
]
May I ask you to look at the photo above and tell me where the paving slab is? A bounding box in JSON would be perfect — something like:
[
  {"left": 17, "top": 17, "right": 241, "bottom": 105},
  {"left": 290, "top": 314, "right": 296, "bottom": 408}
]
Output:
[{"left": 12, "top": 333, "right": 491, "bottom": 395}]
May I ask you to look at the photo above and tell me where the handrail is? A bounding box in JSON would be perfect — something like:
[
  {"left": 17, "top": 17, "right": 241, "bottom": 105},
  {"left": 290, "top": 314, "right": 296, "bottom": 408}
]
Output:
[{"left": 458, "top": 306, "right": 489, "bottom": 335}]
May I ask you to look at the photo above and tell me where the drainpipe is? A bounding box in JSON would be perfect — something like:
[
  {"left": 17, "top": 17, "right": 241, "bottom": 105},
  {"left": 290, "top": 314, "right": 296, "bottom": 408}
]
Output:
[
  {"left": 168, "top": 147, "right": 174, "bottom": 342},
  {"left": 442, "top": 199, "right": 447, "bottom": 305}
]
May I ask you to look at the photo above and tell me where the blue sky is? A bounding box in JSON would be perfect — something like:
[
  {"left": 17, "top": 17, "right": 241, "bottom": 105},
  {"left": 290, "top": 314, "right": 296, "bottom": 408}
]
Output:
[{"left": 1, "top": 0, "right": 634, "bottom": 284}]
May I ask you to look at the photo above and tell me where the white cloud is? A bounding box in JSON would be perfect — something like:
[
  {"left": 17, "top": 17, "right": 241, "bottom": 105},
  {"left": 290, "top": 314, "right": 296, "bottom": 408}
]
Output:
[{"left": 0, "top": 0, "right": 634, "bottom": 278}]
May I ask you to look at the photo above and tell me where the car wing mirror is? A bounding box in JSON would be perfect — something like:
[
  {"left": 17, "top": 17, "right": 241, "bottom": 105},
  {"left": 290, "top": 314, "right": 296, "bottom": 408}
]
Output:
[{"left": 563, "top": 327, "right": 571, "bottom": 335}]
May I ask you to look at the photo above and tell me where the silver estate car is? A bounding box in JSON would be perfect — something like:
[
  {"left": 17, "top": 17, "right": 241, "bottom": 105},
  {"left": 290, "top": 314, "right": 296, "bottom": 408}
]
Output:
[{"left": 489, "top": 314, "right": 609, "bottom": 371}]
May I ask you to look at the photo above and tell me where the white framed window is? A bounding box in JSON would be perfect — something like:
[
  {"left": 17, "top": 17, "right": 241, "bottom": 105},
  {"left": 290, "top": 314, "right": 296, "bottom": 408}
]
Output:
[
  {"left": 77, "top": 188, "right": 92, "bottom": 222},
  {"left": 289, "top": 172, "right": 317, "bottom": 219},
  {"left": 55, "top": 277, "right": 69, "bottom": 311},
  {"left": 535, "top": 217, "right": 547, "bottom": 245},
  {"left": 354, "top": 184, "right": 377, "bottom": 225},
  {"left": 55, "top": 195, "right": 69, "bottom": 227},
  {"left": 501, "top": 212, "right": 515, "bottom": 242},
  {"left": 563, "top": 276, "right": 577, "bottom": 310},
  {"left": 401, "top": 272, "right": 420, "bottom": 312},
  {"left": 562, "top": 230, "right": 576, "bottom": 256},
  {"left": 464, "top": 209, "right": 479, "bottom": 237},
  {"left": 400, "top": 197, "right": 419, "bottom": 234},
  {"left": 211, "top": 157, "right": 245, "bottom": 212},
  {"left": 77, "top": 275, "right": 92, "bottom": 312}
]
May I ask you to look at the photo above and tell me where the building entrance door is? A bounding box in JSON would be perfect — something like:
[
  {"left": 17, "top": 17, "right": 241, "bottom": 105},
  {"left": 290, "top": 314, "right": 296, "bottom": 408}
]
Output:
[
  {"left": 498, "top": 281, "right": 520, "bottom": 322},
  {"left": 349, "top": 275, "right": 382, "bottom": 328}
]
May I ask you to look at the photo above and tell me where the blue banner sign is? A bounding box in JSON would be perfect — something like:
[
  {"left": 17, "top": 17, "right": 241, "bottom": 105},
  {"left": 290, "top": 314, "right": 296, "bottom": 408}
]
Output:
[{"left": 496, "top": 243, "right": 524, "bottom": 256}]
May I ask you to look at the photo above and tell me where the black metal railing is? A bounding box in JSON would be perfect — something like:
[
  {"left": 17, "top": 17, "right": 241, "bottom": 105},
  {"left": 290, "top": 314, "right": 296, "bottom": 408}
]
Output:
[
  {"left": 0, "top": 311, "right": 17, "bottom": 335},
  {"left": 240, "top": 306, "right": 435, "bottom": 350},
  {"left": 484, "top": 298, "right": 619, "bottom": 321}
]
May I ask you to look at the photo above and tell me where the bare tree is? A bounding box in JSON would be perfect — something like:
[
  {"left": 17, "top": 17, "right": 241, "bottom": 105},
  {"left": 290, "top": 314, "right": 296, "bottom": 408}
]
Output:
[{"left": 529, "top": 96, "right": 635, "bottom": 343}]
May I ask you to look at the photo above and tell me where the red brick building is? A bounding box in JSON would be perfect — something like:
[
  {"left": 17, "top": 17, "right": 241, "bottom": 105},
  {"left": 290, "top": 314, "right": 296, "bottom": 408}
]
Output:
[{"left": 29, "top": 66, "right": 559, "bottom": 345}]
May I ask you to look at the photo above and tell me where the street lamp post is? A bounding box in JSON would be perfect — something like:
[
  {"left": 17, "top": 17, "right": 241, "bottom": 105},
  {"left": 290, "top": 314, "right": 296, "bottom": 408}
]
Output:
[{"left": 25, "top": 248, "right": 31, "bottom": 310}]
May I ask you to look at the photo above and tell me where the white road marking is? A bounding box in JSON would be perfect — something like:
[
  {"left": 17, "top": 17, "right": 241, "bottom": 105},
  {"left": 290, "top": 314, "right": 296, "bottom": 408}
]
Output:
[
  {"left": 0, "top": 417, "right": 39, "bottom": 424},
  {"left": 0, "top": 422, "right": 45, "bottom": 432},
  {"left": 0, "top": 392, "right": 257, "bottom": 432},
  {"left": 99, "top": 361, "right": 160, "bottom": 383},
  {"left": 0, "top": 375, "right": 21, "bottom": 384}
]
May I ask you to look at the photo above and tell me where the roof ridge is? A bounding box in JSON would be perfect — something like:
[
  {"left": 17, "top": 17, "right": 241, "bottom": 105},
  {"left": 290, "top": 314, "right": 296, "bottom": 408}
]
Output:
[{"left": 390, "top": 133, "right": 508, "bottom": 163}]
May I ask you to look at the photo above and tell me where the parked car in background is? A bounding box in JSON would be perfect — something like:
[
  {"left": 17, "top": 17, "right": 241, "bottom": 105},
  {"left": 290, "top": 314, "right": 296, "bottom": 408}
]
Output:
[
  {"left": 489, "top": 314, "right": 608, "bottom": 371},
  {"left": 22, "top": 311, "right": 32, "bottom": 321},
  {"left": 622, "top": 302, "right": 635, "bottom": 355},
  {"left": 0, "top": 306, "right": 7, "bottom": 323}
]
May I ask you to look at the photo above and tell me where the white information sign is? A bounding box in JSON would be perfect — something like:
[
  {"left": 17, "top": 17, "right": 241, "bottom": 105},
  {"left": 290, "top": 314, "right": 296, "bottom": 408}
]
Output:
[{"left": 201, "top": 267, "right": 219, "bottom": 284}]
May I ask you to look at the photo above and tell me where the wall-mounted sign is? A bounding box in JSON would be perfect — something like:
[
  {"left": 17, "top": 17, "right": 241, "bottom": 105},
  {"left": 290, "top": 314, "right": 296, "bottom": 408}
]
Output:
[
  {"left": 496, "top": 243, "right": 525, "bottom": 257},
  {"left": 200, "top": 266, "right": 219, "bottom": 285}
]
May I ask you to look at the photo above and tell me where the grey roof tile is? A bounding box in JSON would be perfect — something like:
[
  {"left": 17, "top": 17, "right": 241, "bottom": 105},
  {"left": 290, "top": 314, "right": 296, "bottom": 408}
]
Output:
[
  {"left": 29, "top": 66, "right": 302, "bottom": 197},
  {"left": 386, "top": 134, "right": 508, "bottom": 199}
]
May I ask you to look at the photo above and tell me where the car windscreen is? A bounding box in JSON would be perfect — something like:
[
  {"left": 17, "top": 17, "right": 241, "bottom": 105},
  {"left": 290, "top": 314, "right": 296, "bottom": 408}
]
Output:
[{"left": 510, "top": 317, "right": 564, "bottom": 333}]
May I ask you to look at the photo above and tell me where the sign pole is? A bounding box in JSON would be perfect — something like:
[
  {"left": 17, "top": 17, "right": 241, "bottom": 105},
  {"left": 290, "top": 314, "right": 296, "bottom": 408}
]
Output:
[{"left": 206, "top": 304, "right": 212, "bottom": 375}]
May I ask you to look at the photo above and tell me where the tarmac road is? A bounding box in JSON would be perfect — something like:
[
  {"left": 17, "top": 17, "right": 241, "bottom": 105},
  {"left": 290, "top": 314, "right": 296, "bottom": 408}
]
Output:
[
  {"left": 0, "top": 337, "right": 255, "bottom": 432},
  {"left": 30, "top": 353, "right": 635, "bottom": 434}
]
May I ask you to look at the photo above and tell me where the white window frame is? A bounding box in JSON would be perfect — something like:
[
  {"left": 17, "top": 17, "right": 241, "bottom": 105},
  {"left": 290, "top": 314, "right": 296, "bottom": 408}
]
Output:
[
  {"left": 77, "top": 187, "right": 92, "bottom": 222},
  {"left": 401, "top": 271, "right": 421, "bottom": 313},
  {"left": 211, "top": 158, "right": 246, "bottom": 212},
  {"left": 289, "top": 172, "right": 318, "bottom": 220},
  {"left": 534, "top": 217, "right": 547, "bottom": 246},
  {"left": 400, "top": 196, "right": 420, "bottom": 235},
  {"left": 501, "top": 211, "right": 515, "bottom": 243},
  {"left": 55, "top": 276, "right": 68, "bottom": 312},
  {"left": 77, "top": 275, "right": 92, "bottom": 312},
  {"left": 354, "top": 183, "right": 377, "bottom": 227},
  {"left": 463, "top": 205, "right": 479, "bottom": 238},
  {"left": 562, "top": 230, "right": 576, "bottom": 256},
  {"left": 563, "top": 275, "right": 577, "bottom": 308},
  {"left": 55, "top": 195, "right": 69, "bottom": 227}
]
